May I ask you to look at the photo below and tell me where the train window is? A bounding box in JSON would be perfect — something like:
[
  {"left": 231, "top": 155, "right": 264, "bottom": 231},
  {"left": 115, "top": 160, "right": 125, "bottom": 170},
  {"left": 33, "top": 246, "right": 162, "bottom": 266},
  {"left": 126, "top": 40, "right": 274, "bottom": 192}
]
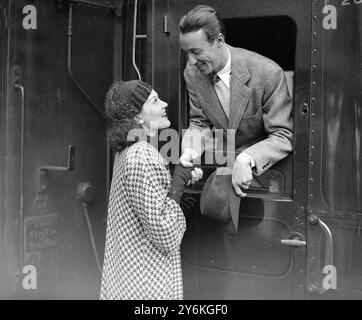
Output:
[
  {"left": 183, "top": 15, "right": 296, "bottom": 200},
  {"left": 224, "top": 16, "right": 296, "bottom": 71},
  {"left": 224, "top": 15, "right": 296, "bottom": 114}
]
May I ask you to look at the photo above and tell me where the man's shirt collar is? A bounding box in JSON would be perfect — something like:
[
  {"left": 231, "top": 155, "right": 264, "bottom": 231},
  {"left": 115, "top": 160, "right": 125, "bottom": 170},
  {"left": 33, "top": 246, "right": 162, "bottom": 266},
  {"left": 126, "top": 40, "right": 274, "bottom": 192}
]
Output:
[{"left": 216, "top": 46, "right": 231, "bottom": 88}]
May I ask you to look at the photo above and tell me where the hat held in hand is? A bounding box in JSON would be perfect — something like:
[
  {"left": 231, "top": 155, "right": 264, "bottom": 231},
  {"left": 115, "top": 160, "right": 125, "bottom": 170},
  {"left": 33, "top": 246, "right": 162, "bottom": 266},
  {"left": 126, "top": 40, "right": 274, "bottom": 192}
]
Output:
[{"left": 200, "top": 167, "right": 241, "bottom": 233}]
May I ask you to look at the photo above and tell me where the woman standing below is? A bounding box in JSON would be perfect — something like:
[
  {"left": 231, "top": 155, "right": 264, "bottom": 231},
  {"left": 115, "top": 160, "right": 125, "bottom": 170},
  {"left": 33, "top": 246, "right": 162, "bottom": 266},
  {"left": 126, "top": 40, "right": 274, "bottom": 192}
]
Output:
[{"left": 100, "top": 80, "right": 202, "bottom": 300}]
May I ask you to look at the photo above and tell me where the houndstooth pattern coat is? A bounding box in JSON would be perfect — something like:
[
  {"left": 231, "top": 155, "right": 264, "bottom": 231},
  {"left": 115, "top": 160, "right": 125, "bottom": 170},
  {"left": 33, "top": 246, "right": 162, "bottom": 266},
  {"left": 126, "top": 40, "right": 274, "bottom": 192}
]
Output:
[{"left": 100, "top": 140, "right": 186, "bottom": 300}]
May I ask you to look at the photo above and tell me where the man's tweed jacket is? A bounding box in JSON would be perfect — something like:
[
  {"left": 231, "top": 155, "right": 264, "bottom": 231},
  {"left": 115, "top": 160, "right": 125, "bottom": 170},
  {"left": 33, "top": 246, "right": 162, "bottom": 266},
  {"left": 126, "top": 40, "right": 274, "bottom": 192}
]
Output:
[
  {"left": 182, "top": 45, "right": 293, "bottom": 175},
  {"left": 100, "top": 141, "right": 186, "bottom": 300}
]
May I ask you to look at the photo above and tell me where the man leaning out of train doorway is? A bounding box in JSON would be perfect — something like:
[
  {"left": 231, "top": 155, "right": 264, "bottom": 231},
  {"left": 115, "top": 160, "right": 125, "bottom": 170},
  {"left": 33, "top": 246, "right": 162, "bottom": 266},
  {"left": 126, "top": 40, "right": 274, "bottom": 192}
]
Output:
[{"left": 179, "top": 5, "right": 294, "bottom": 229}]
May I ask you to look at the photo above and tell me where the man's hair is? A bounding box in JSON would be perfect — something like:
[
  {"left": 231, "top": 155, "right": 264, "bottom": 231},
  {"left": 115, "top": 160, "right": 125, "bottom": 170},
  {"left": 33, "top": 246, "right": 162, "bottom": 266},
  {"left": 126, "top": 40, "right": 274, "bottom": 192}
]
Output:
[{"left": 179, "top": 5, "right": 226, "bottom": 43}]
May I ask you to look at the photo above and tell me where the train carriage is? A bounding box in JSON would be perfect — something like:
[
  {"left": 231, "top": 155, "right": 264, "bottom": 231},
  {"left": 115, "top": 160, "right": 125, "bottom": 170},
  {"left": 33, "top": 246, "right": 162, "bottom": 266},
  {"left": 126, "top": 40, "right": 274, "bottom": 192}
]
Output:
[{"left": 0, "top": 0, "right": 361, "bottom": 299}]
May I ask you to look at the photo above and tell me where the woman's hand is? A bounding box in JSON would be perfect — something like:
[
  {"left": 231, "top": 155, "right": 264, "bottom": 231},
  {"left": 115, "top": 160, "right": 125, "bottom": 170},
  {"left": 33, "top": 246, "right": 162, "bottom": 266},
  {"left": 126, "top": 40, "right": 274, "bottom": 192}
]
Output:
[
  {"left": 187, "top": 167, "right": 203, "bottom": 186},
  {"left": 168, "top": 165, "right": 203, "bottom": 204}
]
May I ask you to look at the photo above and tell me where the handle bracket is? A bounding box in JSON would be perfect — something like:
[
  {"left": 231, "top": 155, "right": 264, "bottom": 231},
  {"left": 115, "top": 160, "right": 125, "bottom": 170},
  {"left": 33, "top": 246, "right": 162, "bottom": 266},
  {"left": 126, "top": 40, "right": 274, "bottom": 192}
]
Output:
[{"left": 39, "top": 145, "right": 75, "bottom": 193}]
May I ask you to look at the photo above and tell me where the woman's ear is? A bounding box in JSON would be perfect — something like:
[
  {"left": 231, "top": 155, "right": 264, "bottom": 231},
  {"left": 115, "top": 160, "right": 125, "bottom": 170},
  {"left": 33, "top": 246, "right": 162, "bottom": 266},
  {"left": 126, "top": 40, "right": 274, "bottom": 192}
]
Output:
[{"left": 134, "top": 113, "right": 144, "bottom": 124}]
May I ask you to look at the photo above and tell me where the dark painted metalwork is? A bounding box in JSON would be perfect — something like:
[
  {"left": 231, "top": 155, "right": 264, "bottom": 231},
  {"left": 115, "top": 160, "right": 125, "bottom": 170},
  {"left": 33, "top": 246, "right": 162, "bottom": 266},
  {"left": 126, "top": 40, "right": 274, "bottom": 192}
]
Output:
[
  {"left": 66, "top": 4, "right": 105, "bottom": 119},
  {"left": 307, "top": 0, "right": 362, "bottom": 299},
  {"left": 0, "top": 1, "right": 20, "bottom": 298},
  {"left": 0, "top": 0, "right": 114, "bottom": 298},
  {"left": 57, "top": 0, "right": 116, "bottom": 10}
]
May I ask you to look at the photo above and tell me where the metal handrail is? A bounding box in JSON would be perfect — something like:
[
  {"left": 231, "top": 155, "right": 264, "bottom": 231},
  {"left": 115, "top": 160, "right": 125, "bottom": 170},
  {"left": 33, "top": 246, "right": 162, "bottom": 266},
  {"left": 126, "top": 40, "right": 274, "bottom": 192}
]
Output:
[
  {"left": 14, "top": 82, "right": 25, "bottom": 266},
  {"left": 317, "top": 218, "right": 333, "bottom": 267},
  {"left": 308, "top": 215, "right": 334, "bottom": 294},
  {"left": 132, "top": 0, "right": 147, "bottom": 80}
]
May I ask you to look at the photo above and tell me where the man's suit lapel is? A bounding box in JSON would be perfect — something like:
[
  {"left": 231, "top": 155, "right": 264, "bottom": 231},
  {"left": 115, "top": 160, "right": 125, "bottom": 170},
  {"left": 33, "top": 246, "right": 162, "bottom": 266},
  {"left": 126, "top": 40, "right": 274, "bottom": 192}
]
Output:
[
  {"left": 191, "top": 46, "right": 251, "bottom": 130},
  {"left": 194, "top": 69, "right": 228, "bottom": 130},
  {"left": 229, "top": 46, "right": 251, "bottom": 130}
]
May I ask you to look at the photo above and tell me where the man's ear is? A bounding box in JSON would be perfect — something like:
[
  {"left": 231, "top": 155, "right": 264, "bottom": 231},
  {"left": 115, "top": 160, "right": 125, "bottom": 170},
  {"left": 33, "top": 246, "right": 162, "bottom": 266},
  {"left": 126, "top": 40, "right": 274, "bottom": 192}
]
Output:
[
  {"left": 134, "top": 113, "right": 144, "bottom": 124},
  {"left": 217, "top": 33, "right": 225, "bottom": 46}
]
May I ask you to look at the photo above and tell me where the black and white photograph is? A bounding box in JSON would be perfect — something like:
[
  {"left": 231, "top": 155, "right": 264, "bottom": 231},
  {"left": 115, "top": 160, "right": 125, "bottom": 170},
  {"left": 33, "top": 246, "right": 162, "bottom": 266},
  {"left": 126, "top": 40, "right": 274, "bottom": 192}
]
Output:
[{"left": 0, "top": 0, "right": 361, "bottom": 308}]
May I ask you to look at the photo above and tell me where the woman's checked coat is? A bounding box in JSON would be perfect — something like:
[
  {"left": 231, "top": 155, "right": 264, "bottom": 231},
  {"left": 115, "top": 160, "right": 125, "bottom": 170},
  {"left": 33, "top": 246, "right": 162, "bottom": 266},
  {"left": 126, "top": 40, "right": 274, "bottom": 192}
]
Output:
[{"left": 100, "top": 140, "right": 186, "bottom": 300}]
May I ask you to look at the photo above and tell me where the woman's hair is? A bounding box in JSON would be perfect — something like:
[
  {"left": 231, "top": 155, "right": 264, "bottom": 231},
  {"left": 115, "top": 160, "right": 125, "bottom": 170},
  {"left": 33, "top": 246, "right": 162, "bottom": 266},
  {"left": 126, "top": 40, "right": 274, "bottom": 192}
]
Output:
[
  {"left": 179, "top": 5, "right": 226, "bottom": 43},
  {"left": 106, "top": 118, "right": 139, "bottom": 152},
  {"left": 104, "top": 80, "right": 152, "bottom": 152}
]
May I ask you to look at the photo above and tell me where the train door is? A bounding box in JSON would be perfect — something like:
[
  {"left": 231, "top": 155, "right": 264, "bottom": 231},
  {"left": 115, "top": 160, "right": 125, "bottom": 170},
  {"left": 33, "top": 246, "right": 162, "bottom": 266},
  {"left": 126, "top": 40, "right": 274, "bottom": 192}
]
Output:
[
  {"left": 162, "top": 0, "right": 312, "bottom": 299},
  {"left": 0, "top": 0, "right": 115, "bottom": 299},
  {"left": 306, "top": 1, "right": 362, "bottom": 299}
]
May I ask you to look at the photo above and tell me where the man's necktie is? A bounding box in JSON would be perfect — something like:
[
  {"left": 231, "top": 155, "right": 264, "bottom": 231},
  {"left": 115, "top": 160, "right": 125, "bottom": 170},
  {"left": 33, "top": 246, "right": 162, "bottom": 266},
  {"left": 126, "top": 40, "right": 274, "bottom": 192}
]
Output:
[
  {"left": 210, "top": 72, "right": 221, "bottom": 83},
  {"left": 211, "top": 73, "right": 230, "bottom": 118}
]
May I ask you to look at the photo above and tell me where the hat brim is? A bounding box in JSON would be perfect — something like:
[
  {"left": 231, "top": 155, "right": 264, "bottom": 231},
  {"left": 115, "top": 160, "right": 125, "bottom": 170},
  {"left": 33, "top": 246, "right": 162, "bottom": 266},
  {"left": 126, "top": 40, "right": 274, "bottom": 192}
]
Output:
[{"left": 200, "top": 167, "right": 241, "bottom": 232}]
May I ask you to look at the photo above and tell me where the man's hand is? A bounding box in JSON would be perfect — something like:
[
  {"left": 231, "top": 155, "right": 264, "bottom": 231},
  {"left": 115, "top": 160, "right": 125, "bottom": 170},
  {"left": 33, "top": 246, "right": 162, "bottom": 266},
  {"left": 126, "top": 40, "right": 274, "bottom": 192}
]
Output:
[
  {"left": 232, "top": 153, "right": 254, "bottom": 197},
  {"left": 179, "top": 148, "right": 199, "bottom": 168},
  {"left": 187, "top": 167, "right": 203, "bottom": 186}
]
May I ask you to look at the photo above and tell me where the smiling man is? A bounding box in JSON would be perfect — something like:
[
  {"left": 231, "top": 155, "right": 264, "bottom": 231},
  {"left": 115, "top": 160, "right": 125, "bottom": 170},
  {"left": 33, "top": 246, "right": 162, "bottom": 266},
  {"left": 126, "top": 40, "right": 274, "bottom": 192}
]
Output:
[{"left": 179, "top": 5, "right": 293, "bottom": 198}]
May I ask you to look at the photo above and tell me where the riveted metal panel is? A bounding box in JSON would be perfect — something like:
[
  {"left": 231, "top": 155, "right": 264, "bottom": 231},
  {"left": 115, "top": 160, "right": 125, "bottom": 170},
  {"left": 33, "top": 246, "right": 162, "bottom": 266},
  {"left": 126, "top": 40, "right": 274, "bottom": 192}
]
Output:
[{"left": 307, "top": 0, "right": 362, "bottom": 299}]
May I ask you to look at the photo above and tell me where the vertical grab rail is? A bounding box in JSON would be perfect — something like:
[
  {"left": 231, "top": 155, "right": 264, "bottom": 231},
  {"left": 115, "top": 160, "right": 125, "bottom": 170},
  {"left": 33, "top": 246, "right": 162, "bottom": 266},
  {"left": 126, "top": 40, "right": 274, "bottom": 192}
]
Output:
[
  {"left": 132, "top": 0, "right": 147, "bottom": 80},
  {"left": 317, "top": 218, "right": 333, "bottom": 268},
  {"left": 14, "top": 82, "right": 25, "bottom": 267},
  {"left": 308, "top": 215, "right": 334, "bottom": 294}
]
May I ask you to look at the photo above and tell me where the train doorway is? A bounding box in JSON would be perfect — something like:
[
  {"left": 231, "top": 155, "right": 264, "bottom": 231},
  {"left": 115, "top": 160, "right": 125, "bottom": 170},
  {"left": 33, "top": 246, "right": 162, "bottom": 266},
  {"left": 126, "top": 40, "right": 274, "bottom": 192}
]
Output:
[{"left": 162, "top": 0, "right": 312, "bottom": 299}]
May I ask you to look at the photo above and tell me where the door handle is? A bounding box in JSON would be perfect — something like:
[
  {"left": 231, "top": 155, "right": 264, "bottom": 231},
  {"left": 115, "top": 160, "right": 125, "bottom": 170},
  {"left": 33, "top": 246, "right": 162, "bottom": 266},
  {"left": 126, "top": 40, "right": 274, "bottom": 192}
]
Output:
[
  {"left": 281, "top": 232, "right": 306, "bottom": 247},
  {"left": 281, "top": 239, "right": 306, "bottom": 247}
]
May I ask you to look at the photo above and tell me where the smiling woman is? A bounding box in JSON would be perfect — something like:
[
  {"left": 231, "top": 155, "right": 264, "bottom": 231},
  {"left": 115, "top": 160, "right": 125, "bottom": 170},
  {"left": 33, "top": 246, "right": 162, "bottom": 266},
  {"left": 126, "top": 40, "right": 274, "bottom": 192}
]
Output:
[
  {"left": 100, "top": 80, "right": 202, "bottom": 300},
  {"left": 104, "top": 80, "right": 152, "bottom": 152},
  {"left": 105, "top": 81, "right": 171, "bottom": 150},
  {"left": 137, "top": 89, "right": 171, "bottom": 135}
]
